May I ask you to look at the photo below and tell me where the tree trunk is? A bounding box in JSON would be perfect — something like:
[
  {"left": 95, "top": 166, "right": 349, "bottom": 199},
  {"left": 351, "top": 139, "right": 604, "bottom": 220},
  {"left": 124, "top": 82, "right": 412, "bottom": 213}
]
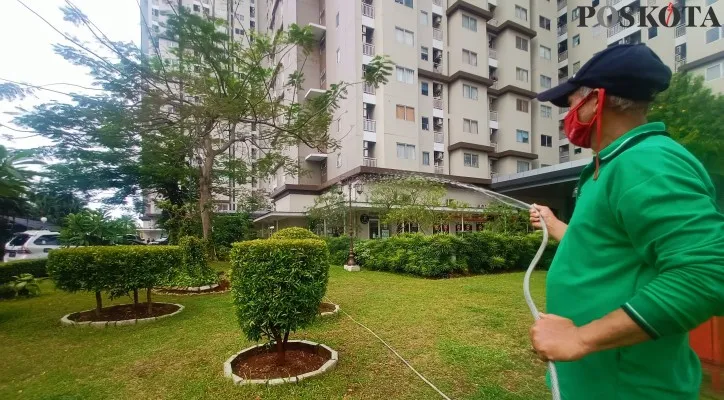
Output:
[
  {"left": 272, "top": 329, "right": 286, "bottom": 365},
  {"left": 199, "top": 137, "right": 214, "bottom": 241},
  {"left": 146, "top": 287, "right": 153, "bottom": 314},
  {"left": 95, "top": 291, "right": 102, "bottom": 317},
  {"left": 133, "top": 289, "right": 139, "bottom": 307}
]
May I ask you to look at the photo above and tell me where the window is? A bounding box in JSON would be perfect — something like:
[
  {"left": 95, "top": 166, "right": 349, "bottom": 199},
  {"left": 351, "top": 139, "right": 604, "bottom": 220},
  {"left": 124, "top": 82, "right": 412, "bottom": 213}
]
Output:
[
  {"left": 421, "top": 46, "right": 429, "bottom": 61},
  {"left": 395, "top": 0, "right": 414, "bottom": 8},
  {"left": 539, "top": 45, "right": 552, "bottom": 60},
  {"left": 396, "top": 66, "right": 415, "bottom": 84},
  {"left": 541, "top": 135, "right": 553, "bottom": 147},
  {"left": 541, "top": 105, "right": 552, "bottom": 118},
  {"left": 420, "top": 11, "right": 428, "bottom": 25},
  {"left": 464, "top": 153, "right": 479, "bottom": 168},
  {"left": 396, "top": 105, "right": 416, "bottom": 121},
  {"left": 463, "top": 118, "right": 479, "bottom": 134},
  {"left": 421, "top": 116, "right": 430, "bottom": 130},
  {"left": 336, "top": 12, "right": 339, "bottom": 27},
  {"left": 515, "top": 36, "right": 529, "bottom": 51},
  {"left": 706, "top": 0, "right": 718, "bottom": 5},
  {"left": 396, "top": 143, "right": 416, "bottom": 159},
  {"left": 539, "top": 16, "right": 551, "bottom": 30},
  {"left": 574, "top": 147, "right": 583, "bottom": 154},
  {"left": 422, "top": 151, "right": 430, "bottom": 165},
  {"left": 463, "top": 84, "right": 478, "bottom": 100},
  {"left": 572, "top": 34, "right": 581, "bottom": 47},
  {"left": 516, "top": 99, "right": 529, "bottom": 113},
  {"left": 462, "top": 15, "right": 478, "bottom": 31},
  {"left": 336, "top": 153, "right": 342, "bottom": 168},
  {"left": 336, "top": 48, "right": 341, "bottom": 63},
  {"left": 33, "top": 235, "right": 60, "bottom": 246},
  {"left": 234, "top": 28, "right": 244, "bottom": 35},
  {"left": 516, "top": 129, "right": 530, "bottom": 143},
  {"left": 515, "top": 5, "right": 528, "bottom": 21},
  {"left": 516, "top": 68, "right": 529, "bottom": 82},
  {"left": 421, "top": 81, "right": 429, "bottom": 96},
  {"left": 152, "top": 8, "right": 160, "bottom": 17},
  {"left": 593, "top": 0, "right": 600, "bottom": 6},
  {"left": 572, "top": 8, "right": 580, "bottom": 21},
  {"left": 517, "top": 161, "right": 530, "bottom": 173},
  {"left": 463, "top": 49, "right": 478, "bottom": 66},
  {"left": 540, "top": 75, "right": 552, "bottom": 89},
  {"left": 706, "top": 27, "right": 722, "bottom": 43},
  {"left": 395, "top": 27, "right": 415, "bottom": 46},
  {"left": 706, "top": 63, "right": 722, "bottom": 81},
  {"left": 193, "top": 4, "right": 201, "bottom": 11},
  {"left": 572, "top": 61, "right": 581, "bottom": 74},
  {"left": 648, "top": 26, "right": 658, "bottom": 39}
]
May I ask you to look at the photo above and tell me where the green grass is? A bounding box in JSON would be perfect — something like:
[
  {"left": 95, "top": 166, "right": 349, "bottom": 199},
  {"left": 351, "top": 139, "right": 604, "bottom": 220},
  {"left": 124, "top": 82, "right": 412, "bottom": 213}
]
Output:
[{"left": 0, "top": 267, "right": 721, "bottom": 400}]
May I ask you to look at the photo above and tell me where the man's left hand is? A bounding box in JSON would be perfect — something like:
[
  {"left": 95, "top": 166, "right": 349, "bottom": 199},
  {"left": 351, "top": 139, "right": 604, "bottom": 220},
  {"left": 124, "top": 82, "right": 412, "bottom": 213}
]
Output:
[{"left": 530, "top": 313, "right": 592, "bottom": 362}]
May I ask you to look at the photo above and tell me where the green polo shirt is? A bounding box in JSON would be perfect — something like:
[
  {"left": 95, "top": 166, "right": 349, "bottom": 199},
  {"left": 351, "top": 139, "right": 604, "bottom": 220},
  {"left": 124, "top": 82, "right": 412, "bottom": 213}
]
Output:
[{"left": 546, "top": 122, "right": 724, "bottom": 400}]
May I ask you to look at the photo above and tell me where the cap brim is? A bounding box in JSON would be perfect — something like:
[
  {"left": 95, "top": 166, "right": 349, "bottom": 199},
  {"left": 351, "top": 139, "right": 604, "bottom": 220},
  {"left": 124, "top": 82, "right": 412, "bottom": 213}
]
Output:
[{"left": 537, "top": 82, "right": 579, "bottom": 107}]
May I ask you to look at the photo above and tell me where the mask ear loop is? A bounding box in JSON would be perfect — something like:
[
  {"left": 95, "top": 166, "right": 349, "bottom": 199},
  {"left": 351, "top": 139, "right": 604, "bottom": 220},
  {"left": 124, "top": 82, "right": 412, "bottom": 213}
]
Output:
[{"left": 593, "top": 89, "right": 606, "bottom": 181}]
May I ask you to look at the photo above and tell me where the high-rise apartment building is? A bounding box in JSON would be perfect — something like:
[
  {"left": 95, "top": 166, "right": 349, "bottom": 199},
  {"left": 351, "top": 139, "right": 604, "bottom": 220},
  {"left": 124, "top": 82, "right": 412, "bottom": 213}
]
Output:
[{"left": 139, "top": 0, "right": 724, "bottom": 238}]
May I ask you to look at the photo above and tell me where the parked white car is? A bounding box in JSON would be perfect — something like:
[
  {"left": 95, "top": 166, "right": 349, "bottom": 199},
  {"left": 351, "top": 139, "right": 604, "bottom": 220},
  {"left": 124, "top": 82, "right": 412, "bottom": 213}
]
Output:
[{"left": 3, "top": 230, "right": 61, "bottom": 262}]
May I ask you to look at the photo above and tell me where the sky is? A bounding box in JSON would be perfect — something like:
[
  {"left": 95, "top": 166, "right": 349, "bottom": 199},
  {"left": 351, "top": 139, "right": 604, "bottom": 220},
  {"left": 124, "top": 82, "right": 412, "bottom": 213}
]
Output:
[{"left": 0, "top": 0, "right": 142, "bottom": 218}]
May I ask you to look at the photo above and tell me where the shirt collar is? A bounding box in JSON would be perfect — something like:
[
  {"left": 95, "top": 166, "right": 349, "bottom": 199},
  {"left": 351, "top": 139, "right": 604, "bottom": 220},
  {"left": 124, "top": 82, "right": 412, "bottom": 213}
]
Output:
[{"left": 596, "top": 121, "right": 667, "bottom": 161}]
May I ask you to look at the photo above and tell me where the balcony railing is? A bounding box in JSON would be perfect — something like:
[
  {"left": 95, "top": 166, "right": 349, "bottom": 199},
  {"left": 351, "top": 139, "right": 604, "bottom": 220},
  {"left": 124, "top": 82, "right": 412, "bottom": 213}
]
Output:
[
  {"left": 319, "top": 9, "right": 325, "bottom": 25},
  {"left": 434, "top": 165, "right": 444, "bottom": 174},
  {"left": 320, "top": 69, "right": 326, "bottom": 88},
  {"left": 675, "top": 57, "right": 686, "bottom": 72},
  {"left": 559, "top": 75, "right": 569, "bottom": 83},
  {"left": 432, "top": 0, "right": 442, "bottom": 6},
  {"left": 363, "top": 43, "right": 375, "bottom": 56},
  {"left": 433, "top": 97, "right": 443, "bottom": 110},
  {"left": 433, "top": 28, "right": 443, "bottom": 41},
  {"left": 557, "top": 24, "right": 567, "bottom": 36},
  {"left": 675, "top": 24, "right": 686, "bottom": 38},
  {"left": 558, "top": 50, "right": 568, "bottom": 62},
  {"left": 489, "top": 111, "right": 498, "bottom": 121},
  {"left": 364, "top": 82, "right": 376, "bottom": 94},
  {"left": 363, "top": 157, "right": 377, "bottom": 167},
  {"left": 362, "top": 3, "right": 374, "bottom": 18},
  {"left": 488, "top": 48, "right": 497, "bottom": 59},
  {"left": 434, "top": 131, "right": 444, "bottom": 143},
  {"left": 557, "top": 0, "right": 567, "bottom": 11},
  {"left": 363, "top": 118, "right": 376, "bottom": 132},
  {"left": 607, "top": 12, "right": 639, "bottom": 38},
  {"left": 560, "top": 153, "right": 570, "bottom": 163},
  {"left": 559, "top": 130, "right": 566, "bottom": 139},
  {"left": 433, "top": 63, "right": 443, "bottom": 74}
]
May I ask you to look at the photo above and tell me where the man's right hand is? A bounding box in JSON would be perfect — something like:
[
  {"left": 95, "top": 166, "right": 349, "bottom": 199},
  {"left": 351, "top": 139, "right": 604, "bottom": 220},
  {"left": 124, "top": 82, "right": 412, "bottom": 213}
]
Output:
[{"left": 529, "top": 204, "right": 567, "bottom": 242}]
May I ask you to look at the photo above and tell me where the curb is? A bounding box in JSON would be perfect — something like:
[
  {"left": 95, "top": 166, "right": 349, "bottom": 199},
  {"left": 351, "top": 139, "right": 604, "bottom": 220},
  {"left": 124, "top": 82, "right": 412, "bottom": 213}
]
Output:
[
  {"left": 60, "top": 303, "right": 184, "bottom": 327},
  {"left": 319, "top": 303, "right": 340, "bottom": 317}
]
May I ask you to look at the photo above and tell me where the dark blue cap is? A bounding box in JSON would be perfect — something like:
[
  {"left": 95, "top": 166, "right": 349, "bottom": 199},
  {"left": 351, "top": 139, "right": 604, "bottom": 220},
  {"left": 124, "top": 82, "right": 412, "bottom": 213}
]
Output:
[{"left": 537, "top": 44, "right": 672, "bottom": 107}]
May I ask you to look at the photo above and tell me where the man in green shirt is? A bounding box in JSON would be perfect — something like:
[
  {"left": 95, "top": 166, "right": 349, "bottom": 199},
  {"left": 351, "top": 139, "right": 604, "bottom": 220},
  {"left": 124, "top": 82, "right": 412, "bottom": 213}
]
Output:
[{"left": 529, "top": 44, "right": 724, "bottom": 399}]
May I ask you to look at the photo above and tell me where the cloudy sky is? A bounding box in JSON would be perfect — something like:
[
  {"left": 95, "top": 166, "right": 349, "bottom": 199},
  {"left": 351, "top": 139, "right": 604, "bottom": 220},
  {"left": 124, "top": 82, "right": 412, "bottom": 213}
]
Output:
[{"left": 0, "top": 0, "right": 141, "bottom": 216}]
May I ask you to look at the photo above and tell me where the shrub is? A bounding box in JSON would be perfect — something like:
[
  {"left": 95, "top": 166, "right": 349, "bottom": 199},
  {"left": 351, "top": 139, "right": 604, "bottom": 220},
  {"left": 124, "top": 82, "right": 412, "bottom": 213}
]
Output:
[
  {"left": 162, "top": 236, "right": 217, "bottom": 287},
  {"left": 270, "top": 227, "right": 320, "bottom": 240},
  {"left": 48, "top": 246, "right": 181, "bottom": 316},
  {"left": 231, "top": 238, "right": 329, "bottom": 364},
  {"left": 6, "top": 274, "right": 41, "bottom": 298},
  {"left": 0, "top": 259, "right": 48, "bottom": 284},
  {"left": 324, "top": 236, "right": 358, "bottom": 265},
  {"left": 212, "top": 213, "right": 255, "bottom": 253},
  {"left": 216, "top": 245, "right": 230, "bottom": 261}
]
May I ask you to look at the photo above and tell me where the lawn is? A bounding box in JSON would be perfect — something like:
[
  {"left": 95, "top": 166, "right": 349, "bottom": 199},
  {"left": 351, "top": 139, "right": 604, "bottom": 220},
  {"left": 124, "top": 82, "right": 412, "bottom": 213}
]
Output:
[{"left": 0, "top": 266, "right": 721, "bottom": 400}]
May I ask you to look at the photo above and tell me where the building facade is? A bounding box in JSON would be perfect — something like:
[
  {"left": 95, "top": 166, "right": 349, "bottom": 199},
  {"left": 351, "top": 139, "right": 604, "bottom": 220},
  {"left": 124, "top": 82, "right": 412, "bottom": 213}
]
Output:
[{"left": 140, "top": 0, "right": 724, "bottom": 238}]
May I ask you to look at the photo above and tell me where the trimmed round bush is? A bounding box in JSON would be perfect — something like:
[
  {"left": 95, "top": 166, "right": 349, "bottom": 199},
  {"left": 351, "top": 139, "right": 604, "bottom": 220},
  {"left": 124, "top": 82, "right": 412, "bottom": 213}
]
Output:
[
  {"left": 270, "top": 227, "right": 320, "bottom": 240},
  {"left": 230, "top": 238, "right": 329, "bottom": 363}
]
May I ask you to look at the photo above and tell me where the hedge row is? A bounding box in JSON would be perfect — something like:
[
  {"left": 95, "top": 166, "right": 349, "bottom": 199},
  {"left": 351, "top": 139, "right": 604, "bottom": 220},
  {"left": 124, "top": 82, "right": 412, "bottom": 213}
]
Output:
[
  {"left": 0, "top": 259, "right": 48, "bottom": 284},
  {"left": 324, "top": 236, "right": 359, "bottom": 265},
  {"left": 354, "top": 232, "right": 558, "bottom": 278}
]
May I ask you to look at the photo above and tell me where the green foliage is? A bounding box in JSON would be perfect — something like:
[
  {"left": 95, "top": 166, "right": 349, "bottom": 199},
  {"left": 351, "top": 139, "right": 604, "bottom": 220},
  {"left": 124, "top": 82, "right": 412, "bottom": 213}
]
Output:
[
  {"left": 230, "top": 238, "right": 330, "bottom": 353},
  {"left": 355, "top": 232, "right": 558, "bottom": 278},
  {"left": 162, "top": 236, "right": 217, "bottom": 287},
  {"left": 324, "top": 236, "right": 357, "bottom": 265},
  {"left": 368, "top": 176, "right": 448, "bottom": 234},
  {"left": 306, "top": 191, "right": 347, "bottom": 235},
  {"left": 157, "top": 201, "right": 202, "bottom": 245},
  {"left": 270, "top": 227, "right": 320, "bottom": 240},
  {"left": 59, "top": 209, "right": 137, "bottom": 246},
  {"left": 216, "top": 245, "right": 230, "bottom": 261},
  {"left": 47, "top": 246, "right": 181, "bottom": 299},
  {"left": 212, "top": 213, "right": 255, "bottom": 248},
  {"left": 5, "top": 274, "right": 41, "bottom": 298},
  {"left": 0, "top": 259, "right": 48, "bottom": 284},
  {"left": 480, "top": 202, "right": 531, "bottom": 235}
]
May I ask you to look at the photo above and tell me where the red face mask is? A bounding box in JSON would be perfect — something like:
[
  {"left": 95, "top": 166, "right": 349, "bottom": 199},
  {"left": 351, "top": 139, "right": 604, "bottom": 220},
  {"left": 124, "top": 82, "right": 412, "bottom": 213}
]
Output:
[{"left": 563, "top": 89, "right": 606, "bottom": 149}]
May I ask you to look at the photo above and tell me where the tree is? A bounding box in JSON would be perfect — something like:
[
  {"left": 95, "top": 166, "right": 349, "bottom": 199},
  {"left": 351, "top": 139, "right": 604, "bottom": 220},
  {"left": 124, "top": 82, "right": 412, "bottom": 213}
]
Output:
[
  {"left": 59, "top": 209, "right": 137, "bottom": 246},
  {"left": 14, "top": 5, "right": 392, "bottom": 241},
  {"left": 480, "top": 202, "right": 529, "bottom": 234},
  {"left": 649, "top": 72, "right": 724, "bottom": 205},
  {"left": 368, "top": 176, "right": 447, "bottom": 234},
  {"left": 306, "top": 190, "right": 347, "bottom": 235}
]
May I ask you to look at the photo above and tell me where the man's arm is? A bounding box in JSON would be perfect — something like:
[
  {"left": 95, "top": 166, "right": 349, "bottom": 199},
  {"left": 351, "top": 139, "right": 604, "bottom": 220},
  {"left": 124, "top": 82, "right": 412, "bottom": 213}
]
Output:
[{"left": 529, "top": 204, "right": 568, "bottom": 242}]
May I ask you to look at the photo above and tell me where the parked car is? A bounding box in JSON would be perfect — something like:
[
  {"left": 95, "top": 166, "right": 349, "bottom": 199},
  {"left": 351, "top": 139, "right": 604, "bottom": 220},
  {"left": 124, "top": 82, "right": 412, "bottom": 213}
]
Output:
[
  {"left": 149, "top": 237, "right": 169, "bottom": 245},
  {"left": 3, "top": 230, "right": 61, "bottom": 262},
  {"left": 119, "top": 234, "right": 147, "bottom": 245}
]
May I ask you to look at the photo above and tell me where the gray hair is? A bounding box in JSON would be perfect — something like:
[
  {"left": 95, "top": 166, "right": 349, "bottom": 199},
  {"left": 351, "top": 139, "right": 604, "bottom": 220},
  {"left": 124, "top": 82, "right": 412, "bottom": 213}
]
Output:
[{"left": 577, "top": 87, "right": 650, "bottom": 114}]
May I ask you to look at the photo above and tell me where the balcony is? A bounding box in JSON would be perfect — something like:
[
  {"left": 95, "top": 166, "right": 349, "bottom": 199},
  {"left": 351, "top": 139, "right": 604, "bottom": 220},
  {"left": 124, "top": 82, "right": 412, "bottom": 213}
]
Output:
[
  {"left": 434, "top": 131, "right": 444, "bottom": 143},
  {"left": 559, "top": 75, "right": 569, "bottom": 83},
  {"left": 434, "top": 165, "right": 444, "bottom": 174},
  {"left": 607, "top": 12, "right": 639, "bottom": 38},
  {"left": 364, "top": 82, "right": 376, "bottom": 95},
  {"left": 488, "top": 18, "right": 499, "bottom": 26},
  {"left": 559, "top": 130, "right": 567, "bottom": 140},
  {"left": 433, "top": 63, "right": 443, "bottom": 74},
  {"left": 363, "top": 157, "right": 377, "bottom": 167},
  {"left": 362, "top": 3, "right": 374, "bottom": 18},
  {"left": 557, "top": 24, "right": 567, "bottom": 36},
  {"left": 489, "top": 111, "right": 498, "bottom": 121},
  {"left": 560, "top": 153, "right": 570, "bottom": 163},
  {"left": 557, "top": 0, "right": 567, "bottom": 10},
  {"left": 433, "top": 97, "right": 443, "bottom": 110},
  {"left": 363, "top": 118, "right": 376, "bottom": 132},
  {"left": 675, "top": 57, "right": 686, "bottom": 72},
  {"left": 363, "top": 43, "right": 375, "bottom": 56},
  {"left": 490, "top": 80, "right": 499, "bottom": 89},
  {"left": 432, "top": 0, "right": 442, "bottom": 6},
  {"left": 675, "top": 24, "right": 686, "bottom": 38},
  {"left": 319, "top": 9, "right": 325, "bottom": 25},
  {"left": 558, "top": 50, "right": 568, "bottom": 62},
  {"left": 433, "top": 28, "right": 443, "bottom": 41},
  {"left": 320, "top": 69, "right": 326, "bottom": 88},
  {"left": 488, "top": 48, "right": 497, "bottom": 59}
]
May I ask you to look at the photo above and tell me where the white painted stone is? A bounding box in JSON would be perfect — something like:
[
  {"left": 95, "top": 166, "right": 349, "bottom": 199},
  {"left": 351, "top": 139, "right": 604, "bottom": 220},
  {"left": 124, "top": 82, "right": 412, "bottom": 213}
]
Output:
[
  {"left": 199, "top": 285, "right": 211, "bottom": 291},
  {"left": 115, "top": 319, "right": 136, "bottom": 326},
  {"left": 91, "top": 321, "right": 107, "bottom": 328},
  {"left": 344, "top": 264, "right": 361, "bottom": 272}
]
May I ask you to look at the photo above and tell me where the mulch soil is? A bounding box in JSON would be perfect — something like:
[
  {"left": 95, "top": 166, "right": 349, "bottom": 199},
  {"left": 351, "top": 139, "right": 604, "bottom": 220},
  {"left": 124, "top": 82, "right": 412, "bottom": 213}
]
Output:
[
  {"left": 232, "top": 348, "right": 328, "bottom": 380},
  {"left": 156, "top": 279, "right": 230, "bottom": 295},
  {"left": 318, "top": 302, "right": 337, "bottom": 313},
  {"left": 68, "top": 303, "right": 180, "bottom": 322}
]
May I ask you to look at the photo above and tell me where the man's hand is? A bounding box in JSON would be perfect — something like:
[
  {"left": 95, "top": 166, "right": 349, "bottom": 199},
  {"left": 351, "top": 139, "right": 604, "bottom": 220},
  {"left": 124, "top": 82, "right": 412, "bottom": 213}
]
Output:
[
  {"left": 530, "top": 313, "right": 592, "bottom": 362},
  {"left": 529, "top": 204, "right": 568, "bottom": 242}
]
